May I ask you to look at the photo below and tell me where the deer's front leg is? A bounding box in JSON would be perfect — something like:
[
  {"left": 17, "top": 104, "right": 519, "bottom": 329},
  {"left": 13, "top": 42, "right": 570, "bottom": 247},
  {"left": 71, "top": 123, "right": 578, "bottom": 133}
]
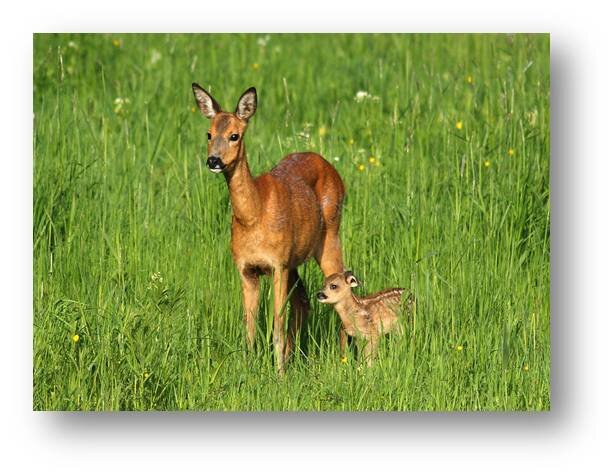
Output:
[
  {"left": 272, "top": 267, "right": 289, "bottom": 373},
  {"left": 240, "top": 270, "right": 260, "bottom": 350}
]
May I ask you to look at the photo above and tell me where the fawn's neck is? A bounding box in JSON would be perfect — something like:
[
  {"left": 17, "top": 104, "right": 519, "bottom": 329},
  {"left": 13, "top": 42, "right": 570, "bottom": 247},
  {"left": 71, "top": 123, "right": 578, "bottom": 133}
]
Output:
[
  {"left": 225, "top": 144, "right": 261, "bottom": 226},
  {"left": 334, "top": 294, "right": 364, "bottom": 323}
]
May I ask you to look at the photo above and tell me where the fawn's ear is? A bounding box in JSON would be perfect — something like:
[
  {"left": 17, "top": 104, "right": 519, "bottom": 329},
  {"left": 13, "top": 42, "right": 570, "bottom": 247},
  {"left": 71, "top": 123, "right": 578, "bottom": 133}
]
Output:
[
  {"left": 235, "top": 87, "right": 257, "bottom": 121},
  {"left": 344, "top": 271, "right": 360, "bottom": 288},
  {"left": 192, "top": 83, "right": 220, "bottom": 119}
]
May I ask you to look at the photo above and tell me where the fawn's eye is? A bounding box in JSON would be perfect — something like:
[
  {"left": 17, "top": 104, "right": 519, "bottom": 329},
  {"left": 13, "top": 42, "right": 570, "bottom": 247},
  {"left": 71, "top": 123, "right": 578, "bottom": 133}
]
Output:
[
  {"left": 330, "top": 284, "right": 337, "bottom": 290},
  {"left": 229, "top": 133, "right": 240, "bottom": 142},
  {"left": 207, "top": 132, "right": 211, "bottom": 140}
]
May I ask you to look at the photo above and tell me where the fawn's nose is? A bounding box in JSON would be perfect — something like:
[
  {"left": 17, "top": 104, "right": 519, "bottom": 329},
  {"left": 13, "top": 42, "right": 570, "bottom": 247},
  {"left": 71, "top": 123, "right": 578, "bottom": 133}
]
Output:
[
  {"left": 316, "top": 292, "right": 327, "bottom": 301},
  {"left": 207, "top": 156, "right": 224, "bottom": 172}
]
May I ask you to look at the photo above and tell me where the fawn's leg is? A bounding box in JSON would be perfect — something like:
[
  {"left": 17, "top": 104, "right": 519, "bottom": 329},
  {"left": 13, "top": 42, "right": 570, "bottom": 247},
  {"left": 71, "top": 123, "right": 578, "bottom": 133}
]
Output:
[
  {"left": 285, "top": 269, "right": 309, "bottom": 361},
  {"left": 272, "top": 267, "right": 289, "bottom": 373},
  {"left": 339, "top": 327, "right": 349, "bottom": 356},
  {"left": 362, "top": 336, "right": 379, "bottom": 367},
  {"left": 240, "top": 270, "right": 260, "bottom": 350}
]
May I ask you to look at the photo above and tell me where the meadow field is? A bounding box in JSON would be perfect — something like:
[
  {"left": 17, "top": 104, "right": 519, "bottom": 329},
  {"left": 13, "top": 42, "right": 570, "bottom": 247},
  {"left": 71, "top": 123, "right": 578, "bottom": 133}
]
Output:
[{"left": 33, "top": 33, "right": 550, "bottom": 410}]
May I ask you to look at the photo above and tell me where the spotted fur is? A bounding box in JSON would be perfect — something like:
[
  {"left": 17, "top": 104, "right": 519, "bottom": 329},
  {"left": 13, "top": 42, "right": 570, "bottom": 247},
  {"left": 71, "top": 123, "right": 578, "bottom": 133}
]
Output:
[{"left": 317, "top": 272, "right": 415, "bottom": 365}]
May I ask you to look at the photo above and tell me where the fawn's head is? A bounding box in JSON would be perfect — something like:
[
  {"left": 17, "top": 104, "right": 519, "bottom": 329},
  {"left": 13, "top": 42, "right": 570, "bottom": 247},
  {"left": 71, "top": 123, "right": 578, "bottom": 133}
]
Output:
[
  {"left": 192, "top": 83, "right": 257, "bottom": 174},
  {"left": 317, "top": 271, "right": 360, "bottom": 305}
]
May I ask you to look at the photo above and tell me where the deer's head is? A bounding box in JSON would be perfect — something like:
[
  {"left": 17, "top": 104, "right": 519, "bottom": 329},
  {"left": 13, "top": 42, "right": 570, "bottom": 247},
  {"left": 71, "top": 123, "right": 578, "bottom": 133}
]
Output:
[{"left": 192, "top": 84, "right": 257, "bottom": 174}]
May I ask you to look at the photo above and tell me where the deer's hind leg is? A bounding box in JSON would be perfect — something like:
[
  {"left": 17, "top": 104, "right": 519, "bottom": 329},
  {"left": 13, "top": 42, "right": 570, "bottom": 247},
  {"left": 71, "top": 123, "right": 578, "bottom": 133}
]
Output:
[
  {"left": 272, "top": 267, "right": 289, "bottom": 373},
  {"left": 284, "top": 268, "right": 309, "bottom": 361},
  {"left": 316, "top": 228, "right": 344, "bottom": 277},
  {"left": 314, "top": 175, "right": 345, "bottom": 276},
  {"left": 315, "top": 200, "right": 345, "bottom": 277}
]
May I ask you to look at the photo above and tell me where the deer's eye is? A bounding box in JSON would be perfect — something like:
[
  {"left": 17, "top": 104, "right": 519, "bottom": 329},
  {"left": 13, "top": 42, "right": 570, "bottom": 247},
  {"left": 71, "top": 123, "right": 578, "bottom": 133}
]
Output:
[
  {"left": 330, "top": 284, "right": 337, "bottom": 290},
  {"left": 207, "top": 132, "right": 211, "bottom": 140},
  {"left": 229, "top": 133, "right": 240, "bottom": 142}
]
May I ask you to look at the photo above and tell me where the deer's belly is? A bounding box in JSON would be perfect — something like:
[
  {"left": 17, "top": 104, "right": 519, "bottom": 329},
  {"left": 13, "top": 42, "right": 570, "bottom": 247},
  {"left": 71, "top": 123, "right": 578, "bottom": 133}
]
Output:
[
  {"left": 230, "top": 224, "right": 307, "bottom": 270},
  {"left": 231, "top": 198, "right": 322, "bottom": 269}
]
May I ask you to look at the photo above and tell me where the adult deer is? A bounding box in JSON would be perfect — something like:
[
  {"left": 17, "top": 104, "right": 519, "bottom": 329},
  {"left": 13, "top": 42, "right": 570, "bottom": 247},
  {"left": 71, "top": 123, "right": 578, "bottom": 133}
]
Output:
[{"left": 192, "top": 84, "right": 346, "bottom": 372}]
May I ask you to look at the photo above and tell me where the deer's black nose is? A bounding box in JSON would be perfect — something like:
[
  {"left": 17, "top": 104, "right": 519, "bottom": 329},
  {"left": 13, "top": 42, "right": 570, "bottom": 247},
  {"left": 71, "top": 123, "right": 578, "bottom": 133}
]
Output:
[
  {"left": 207, "top": 156, "right": 224, "bottom": 172},
  {"left": 317, "top": 292, "right": 327, "bottom": 301}
]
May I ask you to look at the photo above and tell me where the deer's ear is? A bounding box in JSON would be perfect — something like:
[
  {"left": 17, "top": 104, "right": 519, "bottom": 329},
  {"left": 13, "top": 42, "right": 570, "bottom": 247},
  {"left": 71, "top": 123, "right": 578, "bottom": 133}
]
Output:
[
  {"left": 344, "top": 271, "right": 360, "bottom": 288},
  {"left": 192, "top": 83, "right": 220, "bottom": 119},
  {"left": 235, "top": 87, "right": 257, "bottom": 121}
]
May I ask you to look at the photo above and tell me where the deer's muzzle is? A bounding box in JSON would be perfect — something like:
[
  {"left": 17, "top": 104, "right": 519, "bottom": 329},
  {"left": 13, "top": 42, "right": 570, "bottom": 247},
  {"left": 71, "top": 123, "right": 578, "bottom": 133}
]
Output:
[{"left": 207, "top": 156, "right": 225, "bottom": 173}]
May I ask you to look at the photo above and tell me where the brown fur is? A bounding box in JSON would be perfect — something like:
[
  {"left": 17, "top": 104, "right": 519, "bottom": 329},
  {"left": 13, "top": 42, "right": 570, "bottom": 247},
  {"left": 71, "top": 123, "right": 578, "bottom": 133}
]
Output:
[
  {"left": 317, "top": 272, "right": 415, "bottom": 365},
  {"left": 192, "top": 84, "right": 345, "bottom": 372}
]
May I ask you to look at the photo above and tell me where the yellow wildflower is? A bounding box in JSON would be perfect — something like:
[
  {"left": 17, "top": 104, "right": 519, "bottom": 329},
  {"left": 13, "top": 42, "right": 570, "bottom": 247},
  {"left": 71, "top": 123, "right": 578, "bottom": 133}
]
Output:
[
  {"left": 466, "top": 75, "right": 473, "bottom": 84},
  {"left": 455, "top": 345, "right": 463, "bottom": 351},
  {"left": 318, "top": 126, "right": 327, "bottom": 137},
  {"left": 508, "top": 148, "right": 515, "bottom": 156},
  {"left": 144, "top": 372, "right": 150, "bottom": 379},
  {"left": 341, "top": 356, "right": 348, "bottom": 364},
  {"left": 358, "top": 164, "right": 366, "bottom": 172},
  {"left": 455, "top": 121, "right": 463, "bottom": 130},
  {"left": 71, "top": 334, "right": 80, "bottom": 343},
  {"left": 523, "top": 364, "right": 529, "bottom": 372},
  {"left": 112, "top": 39, "right": 121, "bottom": 48},
  {"left": 348, "top": 138, "right": 354, "bottom": 145},
  {"left": 251, "top": 63, "right": 260, "bottom": 70},
  {"left": 368, "top": 156, "right": 376, "bottom": 164},
  {"left": 191, "top": 106, "right": 196, "bottom": 113},
  {"left": 484, "top": 160, "right": 491, "bottom": 168}
]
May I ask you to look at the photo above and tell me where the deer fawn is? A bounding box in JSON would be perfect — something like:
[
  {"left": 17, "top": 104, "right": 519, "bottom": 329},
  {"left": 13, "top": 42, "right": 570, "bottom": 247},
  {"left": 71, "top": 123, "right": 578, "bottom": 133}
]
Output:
[
  {"left": 192, "top": 84, "right": 346, "bottom": 372},
  {"left": 317, "top": 271, "right": 414, "bottom": 365}
]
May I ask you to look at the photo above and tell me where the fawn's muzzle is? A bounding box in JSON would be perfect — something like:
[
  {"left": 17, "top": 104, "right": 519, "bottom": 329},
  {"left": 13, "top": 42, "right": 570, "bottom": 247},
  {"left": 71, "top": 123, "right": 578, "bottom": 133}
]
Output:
[
  {"left": 316, "top": 292, "right": 327, "bottom": 301},
  {"left": 207, "top": 156, "right": 225, "bottom": 173}
]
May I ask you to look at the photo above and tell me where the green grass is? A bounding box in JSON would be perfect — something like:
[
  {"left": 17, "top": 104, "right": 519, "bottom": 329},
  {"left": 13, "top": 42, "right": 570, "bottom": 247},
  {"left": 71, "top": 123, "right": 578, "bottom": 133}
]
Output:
[{"left": 33, "top": 33, "right": 550, "bottom": 410}]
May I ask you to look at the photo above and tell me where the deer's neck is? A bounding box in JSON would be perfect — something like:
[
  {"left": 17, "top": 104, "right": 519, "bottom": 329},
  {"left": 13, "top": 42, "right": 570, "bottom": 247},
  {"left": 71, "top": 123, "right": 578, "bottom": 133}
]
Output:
[{"left": 225, "top": 145, "right": 260, "bottom": 227}]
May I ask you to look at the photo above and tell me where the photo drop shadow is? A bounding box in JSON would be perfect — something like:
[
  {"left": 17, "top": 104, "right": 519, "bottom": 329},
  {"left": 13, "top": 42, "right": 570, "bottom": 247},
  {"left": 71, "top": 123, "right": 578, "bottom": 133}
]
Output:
[{"left": 39, "top": 40, "right": 577, "bottom": 441}]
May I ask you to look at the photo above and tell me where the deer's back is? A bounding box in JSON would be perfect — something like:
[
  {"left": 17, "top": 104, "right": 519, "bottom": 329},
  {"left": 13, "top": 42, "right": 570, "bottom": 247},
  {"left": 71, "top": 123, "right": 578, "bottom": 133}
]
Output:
[
  {"left": 270, "top": 152, "right": 345, "bottom": 214},
  {"left": 270, "top": 152, "right": 342, "bottom": 187}
]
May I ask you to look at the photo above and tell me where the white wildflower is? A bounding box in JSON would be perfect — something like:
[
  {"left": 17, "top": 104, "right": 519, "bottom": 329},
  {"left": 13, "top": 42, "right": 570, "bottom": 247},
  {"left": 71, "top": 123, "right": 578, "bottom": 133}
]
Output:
[
  {"left": 257, "top": 35, "right": 271, "bottom": 47},
  {"left": 150, "top": 49, "right": 162, "bottom": 65},
  {"left": 355, "top": 91, "right": 370, "bottom": 102},
  {"left": 113, "top": 97, "right": 130, "bottom": 114},
  {"left": 147, "top": 272, "right": 163, "bottom": 291},
  {"left": 527, "top": 109, "right": 538, "bottom": 127},
  {"left": 354, "top": 91, "right": 380, "bottom": 103}
]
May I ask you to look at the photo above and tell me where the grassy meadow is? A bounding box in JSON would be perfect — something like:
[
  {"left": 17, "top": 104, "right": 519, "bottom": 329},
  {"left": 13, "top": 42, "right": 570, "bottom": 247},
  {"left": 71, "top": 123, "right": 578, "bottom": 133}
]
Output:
[{"left": 33, "top": 34, "right": 550, "bottom": 410}]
